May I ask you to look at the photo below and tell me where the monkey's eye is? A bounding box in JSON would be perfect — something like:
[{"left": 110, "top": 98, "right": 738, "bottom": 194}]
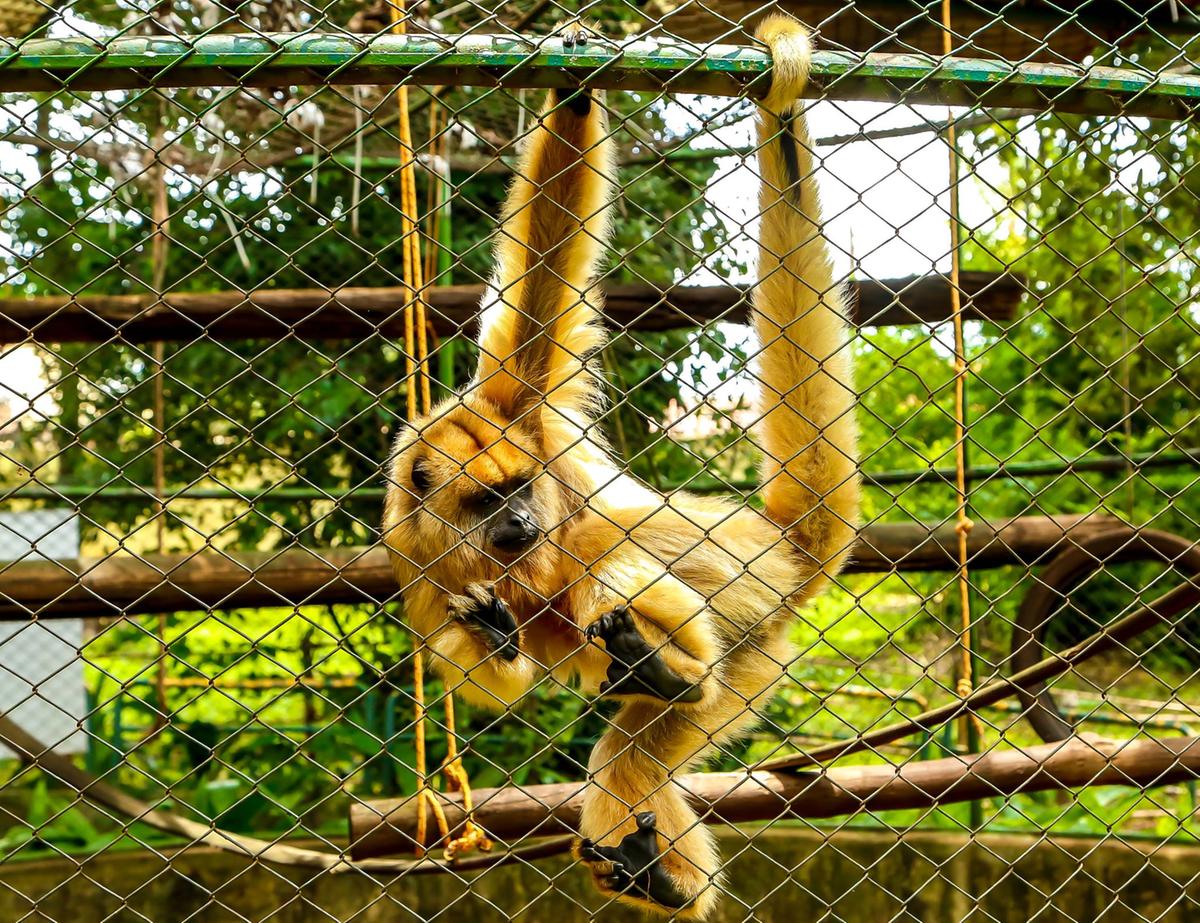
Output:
[
  {"left": 477, "top": 489, "right": 505, "bottom": 512},
  {"left": 411, "top": 459, "right": 432, "bottom": 494}
]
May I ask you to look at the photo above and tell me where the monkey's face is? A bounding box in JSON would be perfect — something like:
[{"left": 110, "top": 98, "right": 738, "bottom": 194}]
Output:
[{"left": 384, "top": 400, "right": 556, "bottom": 574}]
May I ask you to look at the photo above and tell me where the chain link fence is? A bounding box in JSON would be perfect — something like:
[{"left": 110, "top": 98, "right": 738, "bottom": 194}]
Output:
[{"left": 1, "top": 1, "right": 1198, "bottom": 920}]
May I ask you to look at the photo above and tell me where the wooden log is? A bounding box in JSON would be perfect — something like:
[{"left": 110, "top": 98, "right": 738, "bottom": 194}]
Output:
[
  {"left": 348, "top": 735, "right": 1200, "bottom": 858},
  {"left": 0, "top": 545, "right": 394, "bottom": 621},
  {"left": 0, "top": 273, "right": 1021, "bottom": 344},
  {"left": 844, "top": 514, "right": 1120, "bottom": 573},
  {"left": 0, "top": 514, "right": 1117, "bottom": 621}
]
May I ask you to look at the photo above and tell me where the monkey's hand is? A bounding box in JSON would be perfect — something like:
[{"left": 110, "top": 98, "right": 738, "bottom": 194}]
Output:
[
  {"left": 447, "top": 583, "right": 520, "bottom": 662},
  {"left": 576, "top": 812, "right": 692, "bottom": 910},
  {"left": 585, "top": 607, "right": 703, "bottom": 704}
]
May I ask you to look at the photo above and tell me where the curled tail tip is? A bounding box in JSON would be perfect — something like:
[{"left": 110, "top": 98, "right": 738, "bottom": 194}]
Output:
[{"left": 755, "top": 14, "right": 813, "bottom": 111}]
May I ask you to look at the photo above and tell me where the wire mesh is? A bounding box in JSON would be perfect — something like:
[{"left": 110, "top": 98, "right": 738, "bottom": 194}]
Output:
[{"left": 1, "top": 1, "right": 1198, "bottom": 921}]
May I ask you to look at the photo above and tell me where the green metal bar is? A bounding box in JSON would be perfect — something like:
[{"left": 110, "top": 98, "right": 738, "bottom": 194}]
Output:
[
  {"left": 0, "top": 33, "right": 1197, "bottom": 120},
  {"left": 2, "top": 484, "right": 383, "bottom": 502},
  {"left": 433, "top": 152, "right": 457, "bottom": 395},
  {"left": 5, "top": 447, "right": 1196, "bottom": 503}
]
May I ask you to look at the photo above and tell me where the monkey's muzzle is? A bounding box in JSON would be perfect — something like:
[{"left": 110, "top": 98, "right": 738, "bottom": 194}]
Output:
[{"left": 488, "top": 507, "right": 540, "bottom": 556}]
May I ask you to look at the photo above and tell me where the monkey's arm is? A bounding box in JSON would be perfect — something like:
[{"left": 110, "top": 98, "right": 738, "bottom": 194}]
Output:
[
  {"left": 752, "top": 16, "right": 861, "bottom": 595},
  {"left": 473, "top": 24, "right": 616, "bottom": 431}
]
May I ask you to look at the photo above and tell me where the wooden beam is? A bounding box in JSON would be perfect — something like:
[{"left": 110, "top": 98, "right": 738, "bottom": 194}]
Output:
[
  {"left": 0, "top": 514, "right": 1116, "bottom": 621},
  {"left": 0, "top": 546, "right": 391, "bottom": 621},
  {"left": 347, "top": 735, "right": 1200, "bottom": 858},
  {"left": 0, "top": 272, "right": 1021, "bottom": 344}
]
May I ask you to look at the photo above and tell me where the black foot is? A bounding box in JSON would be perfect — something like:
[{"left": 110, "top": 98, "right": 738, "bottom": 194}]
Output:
[
  {"left": 448, "top": 583, "right": 519, "bottom": 661},
  {"left": 559, "top": 20, "right": 590, "bottom": 52},
  {"left": 554, "top": 21, "right": 593, "bottom": 114},
  {"left": 579, "top": 812, "right": 692, "bottom": 910},
  {"left": 585, "top": 607, "right": 702, "bottom": 703}
]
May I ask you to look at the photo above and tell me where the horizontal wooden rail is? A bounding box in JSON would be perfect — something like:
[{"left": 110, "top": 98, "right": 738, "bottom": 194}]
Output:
[
  {"left": 348, "top": 734, "right": 1200, "bottom": 857},
  {"left": 0, "top": 514, "right": 1117, "bottom": 621},
  {"left": 0, "top": 273, "right": 1020, "bottom": 344},
  {"left": 0, "top": 33, "right": 1197, "bottom": 119}
]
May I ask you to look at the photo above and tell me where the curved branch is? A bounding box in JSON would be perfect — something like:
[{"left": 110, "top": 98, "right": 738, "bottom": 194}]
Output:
[
  {"left": 0, "top": 714, "right": 570, "bottom": 874},
  {"left": 756, "top": 578, "right": 1199, "bottom": 771}
]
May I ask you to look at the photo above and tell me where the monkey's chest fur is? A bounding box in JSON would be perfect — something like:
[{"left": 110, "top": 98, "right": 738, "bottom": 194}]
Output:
[{"left": 502, "top": 496, "right": 812, "bottom": 683}]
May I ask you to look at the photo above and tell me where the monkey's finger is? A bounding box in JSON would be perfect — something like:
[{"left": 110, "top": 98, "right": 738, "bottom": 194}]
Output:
[
  {"left": 495, "top": 637, "right": 520, "bottom": 662},
  {"left": 577, "top": 839, "right": 612, "bottom": 865},
  {"left": 489, "top": 597, "right": 519, "bottom": 635},
  {"left": 465, "top": 582, "right": 494, "bottom": 606},
  {"left": 601, "top": 869, "right": 635, "bottom": 894}
]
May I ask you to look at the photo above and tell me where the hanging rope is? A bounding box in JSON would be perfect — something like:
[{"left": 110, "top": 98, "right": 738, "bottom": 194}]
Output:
[
  {"left": 940, "top": 0, "right": 980, "bottom": 749},
  {"left": 389, "top": 0, "right": 489, "bottom": 861},
  {"left": 150, "top": 112, "right": 171, "bottom": 732}
]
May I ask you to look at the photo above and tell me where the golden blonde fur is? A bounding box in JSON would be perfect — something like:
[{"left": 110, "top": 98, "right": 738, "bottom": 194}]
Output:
[{"left": 381, "top": 15, "right": 858, "bottom": 919}]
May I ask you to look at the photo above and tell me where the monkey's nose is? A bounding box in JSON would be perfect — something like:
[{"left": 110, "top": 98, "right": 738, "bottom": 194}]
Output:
[{"left": 490, "top": 513, "right": 538, "bottom": 552}]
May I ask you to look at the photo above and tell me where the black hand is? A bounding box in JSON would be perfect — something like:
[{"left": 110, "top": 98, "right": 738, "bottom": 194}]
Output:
[{"left": 450, "top": 585, "right": 520, "bottom": 660}]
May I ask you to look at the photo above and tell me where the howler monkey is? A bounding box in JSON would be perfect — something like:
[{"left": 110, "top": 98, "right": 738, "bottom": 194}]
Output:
[{"left": 382, "top": 15, "right": 859, "bottom": 918}]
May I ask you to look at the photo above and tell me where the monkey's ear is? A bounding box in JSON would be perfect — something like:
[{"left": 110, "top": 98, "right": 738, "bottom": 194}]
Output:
[{"left": 410, "top": 457, "right": 433, "bottom": 494}]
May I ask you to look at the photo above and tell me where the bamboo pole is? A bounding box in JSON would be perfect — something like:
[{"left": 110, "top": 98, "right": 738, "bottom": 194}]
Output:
[
  {"left": 0, "top": 272, "right": 1021, "bottom": 344},
  {"left": 0, "top": 514, "right": 1119, "bottom": 621},
  {"left": 348, "top": 734, "right": 1200, "bottom": 858}
]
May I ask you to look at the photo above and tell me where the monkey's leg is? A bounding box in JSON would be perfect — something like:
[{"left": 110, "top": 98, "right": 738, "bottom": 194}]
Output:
[
  {"left": 577, "top": 810, "right": 696, "bottom": 909},
  {"left": 577, "top": 576, "right": 718, "bottom": 706},
  {"left": 574, "top": 700, "right": 728, "bottom": 919},
  {"left": 575, "top": 628, "right": 792, "bottom": 918}
]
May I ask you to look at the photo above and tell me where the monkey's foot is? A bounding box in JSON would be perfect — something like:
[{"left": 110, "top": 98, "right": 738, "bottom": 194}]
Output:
[
  {"left": 553, "top": 20, "right": 595, "bottom": 114},
  {"left": 586, "top": 607, "right": 703, "bottom": 703},
  {"left": 557, "top": 19, "right": 594, "bottom": 51},
  {"left": 448, "top": 583, "right": 519, "bottom": 661},
  {"left": 577, "top": 812, "right": 693, "bottom": 911}
]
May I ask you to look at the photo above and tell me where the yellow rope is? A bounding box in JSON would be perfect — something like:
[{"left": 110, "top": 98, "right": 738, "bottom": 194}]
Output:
[
  {"left": 940, "top": 0, "right": 982, "bottom": 748},
  {"left": 389, "top": 0, "right": 489, "bottom": 861}
]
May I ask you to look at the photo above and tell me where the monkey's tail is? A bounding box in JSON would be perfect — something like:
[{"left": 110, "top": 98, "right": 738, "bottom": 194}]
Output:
[{"left": 751, "top": 15, "right": 861, "bottom": 595}]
